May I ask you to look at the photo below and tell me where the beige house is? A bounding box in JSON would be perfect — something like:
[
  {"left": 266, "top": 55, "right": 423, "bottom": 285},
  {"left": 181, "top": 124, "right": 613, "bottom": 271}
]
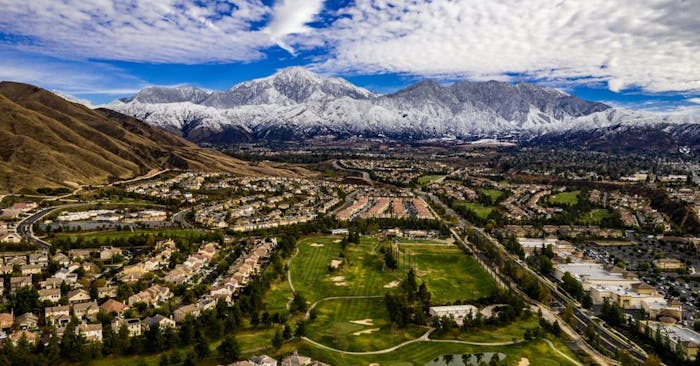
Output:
[
  {"left": 77, "top": 323, "right": 103, "bottom": 342},
  {"left": 38, "top": 288, "right": 62, "bottom": 303},
  {"left": 66, "top": 289, "right": 91, "bottom": 303},
  {"left": 45, "top": 305, "right": 71, "bottom": 327},
  {"left": 73, "top": 301, "right": 100, "bottom": 321}
]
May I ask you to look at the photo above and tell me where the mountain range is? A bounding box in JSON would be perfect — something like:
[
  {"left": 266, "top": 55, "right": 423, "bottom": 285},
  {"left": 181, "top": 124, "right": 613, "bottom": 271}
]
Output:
[
  {"left": 106, "top": 67, "right": 698, "bottom": 145},
  {"left": 0, "top": 82, "right": 301, "bottom": 193}
]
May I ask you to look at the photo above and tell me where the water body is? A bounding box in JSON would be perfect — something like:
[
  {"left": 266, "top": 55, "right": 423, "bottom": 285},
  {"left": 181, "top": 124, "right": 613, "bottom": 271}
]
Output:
[{"left": 425, "top": 352, "right": 506, "bottom": 366}]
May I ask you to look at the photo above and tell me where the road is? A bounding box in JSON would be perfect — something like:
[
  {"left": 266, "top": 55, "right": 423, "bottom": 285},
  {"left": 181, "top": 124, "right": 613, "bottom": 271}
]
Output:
[
  {"left": 16, "top": 205, "right": 73, "bottom": 248},
  {"left": 331, "top": 159, "right": 371, "bottom": 182},
  {"left": 424, "top": 193, "right": 623, "bottom": 366},
  {"left": 467, "top": 225, "right": 648, "bottom": 364}
]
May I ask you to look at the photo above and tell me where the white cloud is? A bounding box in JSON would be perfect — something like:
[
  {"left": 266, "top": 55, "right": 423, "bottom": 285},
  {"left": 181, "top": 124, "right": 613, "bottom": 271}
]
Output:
[
  {"left": 0, "top": 0, "right": 273, "bottom": 64},
  {"left": 304, "top": 0, "right": 700, "bottom": 94},
  {"left": 264, "top": 0, "right": 325, "bottom": 54},
  {"left": 0, "top": 50, "right": 144, "bottom": 94}
]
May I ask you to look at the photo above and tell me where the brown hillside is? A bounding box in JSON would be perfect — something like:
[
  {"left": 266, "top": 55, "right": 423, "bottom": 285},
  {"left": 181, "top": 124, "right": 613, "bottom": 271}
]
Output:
[{"left": 0, "top": 82, "right": 300, "bottom": 193}]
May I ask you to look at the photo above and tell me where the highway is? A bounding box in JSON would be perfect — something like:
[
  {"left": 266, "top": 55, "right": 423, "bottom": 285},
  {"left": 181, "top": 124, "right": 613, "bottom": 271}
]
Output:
[
  {"left": 423, "top": 191, "right": 653, "bottom": 365},
  {"left": 16, "top": 206, "right": 68, "bottom": 249},
  {"left": 467, "top": 225, "right": 648, "bottom": 363}
]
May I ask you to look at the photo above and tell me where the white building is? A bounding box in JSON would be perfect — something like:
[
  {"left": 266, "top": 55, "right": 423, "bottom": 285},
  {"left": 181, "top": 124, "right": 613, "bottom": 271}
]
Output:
[{"left": 429, "top": 305, "right": 478, "bottom": 325}]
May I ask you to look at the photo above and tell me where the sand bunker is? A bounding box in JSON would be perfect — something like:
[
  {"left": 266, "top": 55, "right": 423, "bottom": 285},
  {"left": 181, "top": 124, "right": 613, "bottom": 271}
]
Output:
[
  {"left": 333, "top": 239, "right": 341, "bottom": 243},
  {"left": 331, "top": 276, "right": 345, "bottom": 282},
  {"left": 350, "top": 319, "right": 374, "bottom": 326},
  {"left": 334, "top": 282, "right": 348, "bottom": 286},
  {"left": 309, "top": 243, "right": 324, "bottom": 247},
  {"left": 330, "top": 259, "right": 343, "bottom": 269},
  {"left": 383, "top": 280, "right": 400, "bottom": 288},
  {"left": 517, "top": 358, "right": 529, "bottom": 366},
  {"left": 353, "top": 328, "right": 380, "bottom": 336},
  {"left": 369, "top": 363, "right": 380, "bottom": 366}
]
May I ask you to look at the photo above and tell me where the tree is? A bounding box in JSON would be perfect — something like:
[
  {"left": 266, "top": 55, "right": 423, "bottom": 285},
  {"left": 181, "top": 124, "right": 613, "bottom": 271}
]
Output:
[
  {"left": 290, "top": 292, "right": 308, "bottom": 314},
  {"left": 282, "top": 323, "right": 292, "bottom": 339},
  {"left": 295, "top": 320, "right": 306, "bottom": 337},
  {"left": 217, "top": 335, "right": 241, "bottom": 364},
  {"left": 642, "top": 354, "right": 662, "bottom": 366},
  {"left": 193, "top": 329, "right": 210, "bottom": 360},
  {"left": 272, "top": 329, "right": 284, "bottom": 349},
  {"left": 383, "top": 247, "right": 398, "bottom": 270}
]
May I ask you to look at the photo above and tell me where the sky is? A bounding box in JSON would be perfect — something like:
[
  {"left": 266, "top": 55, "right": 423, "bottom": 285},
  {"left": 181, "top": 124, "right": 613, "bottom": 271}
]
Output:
[{"left": 0, "top": 0, "right": 698, "bottom": 112}]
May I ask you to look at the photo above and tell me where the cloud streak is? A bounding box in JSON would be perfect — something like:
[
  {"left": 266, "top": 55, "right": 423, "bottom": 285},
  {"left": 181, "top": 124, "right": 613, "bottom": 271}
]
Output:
[
  {"left": 306, "top": 0, "right": 700, "bottom": 94},
  {"left": 0, "top": 0, "right": 272, "bottom": 63},
  {"left": 264, "top": 0, "right": 325, "bottom": 54}
]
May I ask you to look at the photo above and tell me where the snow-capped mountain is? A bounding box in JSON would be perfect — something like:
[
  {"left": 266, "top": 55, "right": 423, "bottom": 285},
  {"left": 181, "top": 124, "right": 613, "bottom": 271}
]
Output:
[{"left": 105, "top": 67, "right": 692, "bottom": 143}]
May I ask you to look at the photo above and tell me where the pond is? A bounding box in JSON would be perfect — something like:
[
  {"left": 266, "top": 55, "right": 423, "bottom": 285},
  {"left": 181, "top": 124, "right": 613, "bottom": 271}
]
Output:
[{"left": 425, "top": 352, "right": 506, "bottom": 366}]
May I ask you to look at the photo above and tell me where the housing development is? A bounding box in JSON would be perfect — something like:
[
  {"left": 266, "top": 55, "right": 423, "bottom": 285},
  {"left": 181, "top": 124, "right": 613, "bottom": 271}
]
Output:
[{"left": 0, "top": 141, "right": 698, "bottom": 366}]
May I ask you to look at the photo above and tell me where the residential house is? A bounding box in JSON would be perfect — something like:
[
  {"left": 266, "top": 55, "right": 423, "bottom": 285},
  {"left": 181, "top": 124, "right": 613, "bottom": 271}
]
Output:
[
  {"left": 100, "top": 299, "right": 128, "bottom": 316},
  {"left": 111, "top": 317, "right": 142, "bottom": 337},
  {"left": 141, "top": 315, "right": 175, "bottom": 331},
  {"left": 66, "top": 289, "right": 91, "bottom": 303},
  {"left": 0, "top": 313, "right": 13, "bottom": 329},
  {"left": 97, "top": 285, "right": 118, "bottom": 298},
  {"left": 77, "top": 323, "right": 103, "bottom": 342},
  {"left": 10, "top": 276, "right": 32, "bottom": 293},
  {"left": 9, "top": 330, "right": 38, "bottom": 346},
  {"left": 52, "top": 253, "right": 70, "bottom": 267},
  {"left": 99, "top": 246, "right": 122, "bottom": 261},
  {"left": 45, "top": 305, "right": 71, "bottom": 327},
  {"left": 15, "top": 312, "right": 39, "bottom": 330},
  {"left": 250, "top": 355, "right": 278, "bottom": 366},
  {"left": 73, "top": 301, "right": 99, "bottom": 321},
  {"left": 38, "top": 288, "right": 62, "bottom": 303},
  {"left": 173, "top": 303, "right": 201, "bottom": 323}
]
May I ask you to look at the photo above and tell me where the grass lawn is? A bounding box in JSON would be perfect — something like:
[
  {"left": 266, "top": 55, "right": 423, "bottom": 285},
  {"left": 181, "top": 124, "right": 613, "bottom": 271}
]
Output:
[
  {"left": 549, "top": 191, "right": 579, "bottom": 206},
  {"left": 479, "top": 188, "right": 504, "bottom": 203},
  {"left": 400, "top": 244, "right": 498, "bottom": 303},
  {"left": 297, "top": 338, "right": 580, "bottom": 366},
  {"left": 433, "top": 316, "right": 539, "bottom": 343},
  {"left": 580, "top": 209, "right": 611, "bottom": 225},
  {"left": 50, "top": 228, "right": 211, "bottom": 244},
  {"left": 263, "top": 272, "right": 294, "bottom": 314},
  {"left": 418, "top": 175, "right": 444, "bottom": 185},
  {"left": 306, "top": 297, "right": 426, "bottom": 352},
  {"left": 289, "top": 236, "right": 403, "bottom": 302},
  {"left": 457, "top": 202, "right": 494, "bottom": 220}
]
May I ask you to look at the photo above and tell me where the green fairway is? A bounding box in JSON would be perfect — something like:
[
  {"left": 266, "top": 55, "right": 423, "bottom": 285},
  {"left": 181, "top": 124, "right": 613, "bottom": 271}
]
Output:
[
  {"left": 479, "top": 188, "right": 504, "bottom": 203},
  {"left": 434, "top": 316, "right": 539, "bottom": 343},
  {"left": 457, "top": 202, "right": 494, "bottom": 219},
  {"left": 580, "top": 208, "right": 611, "bottom": 225},
  {"left": 418, "top": 175, "right": 444, "bottom": 185},
  {"left": 399, "top": 244, "right": 498, "bottom": 303},
  {"left": 289, "top": 236, "right": 403, "bottom": 302},
  {"left": 306, "top": 297, "right": 426, "bottom": 352},
  {"left": 297, "top": 338, "right": 580, "bottom": 366},
  {"left": 549, "top": 191, "right": 579, "bottom": 206}
]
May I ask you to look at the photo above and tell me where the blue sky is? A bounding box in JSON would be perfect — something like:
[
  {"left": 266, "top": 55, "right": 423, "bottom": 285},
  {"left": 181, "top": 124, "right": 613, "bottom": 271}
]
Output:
[{"left": 0, "top": 0, "right": 698, "bottom": 112}]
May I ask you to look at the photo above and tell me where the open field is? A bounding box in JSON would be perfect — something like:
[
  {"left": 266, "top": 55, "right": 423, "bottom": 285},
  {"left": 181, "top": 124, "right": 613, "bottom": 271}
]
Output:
[
  {"left": 400, "top": 244, "right": 498, "bottom": 303},
  {"left": 306, "top": 297, "right": 426, "bottom": 352},
  {"left": 289, "top": 236, "right": 403, "bottom": 302},
  {"left": 297, "top": 338, "right": 580, "bottom": 366},
  {"left": 457, "top": 201, "right": 494, "bottom": 219},
  {"left": 580, "top": 208, "right": 611, "bottom": 225},
  {"left": 418, "top": 175, "right": 444, "bottom": 185},
  {"left": 479, "top": 188, "right": 504, "bottom": 203},
  {"left": 548, "top": 191, "right": 579, "bottom": 206},
  {"left": 434, "top": 316, "right": 539, "bottom": 343}
]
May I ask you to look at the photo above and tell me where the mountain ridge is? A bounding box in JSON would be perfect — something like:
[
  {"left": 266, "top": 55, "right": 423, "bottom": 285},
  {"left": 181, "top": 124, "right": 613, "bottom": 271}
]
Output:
[
  {"left": 105, "top": 67, "right": 694, "bottom": 144},
  {"left": 0, "top": 81, "right": 302, "bottom": 193}
]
